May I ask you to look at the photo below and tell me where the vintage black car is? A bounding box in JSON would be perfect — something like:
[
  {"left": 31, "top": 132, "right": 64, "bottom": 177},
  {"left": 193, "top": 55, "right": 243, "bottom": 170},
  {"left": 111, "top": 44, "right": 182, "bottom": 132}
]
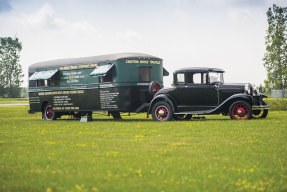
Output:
[{"left": 148, "top": 67, "right": 270, "bottom": 121}]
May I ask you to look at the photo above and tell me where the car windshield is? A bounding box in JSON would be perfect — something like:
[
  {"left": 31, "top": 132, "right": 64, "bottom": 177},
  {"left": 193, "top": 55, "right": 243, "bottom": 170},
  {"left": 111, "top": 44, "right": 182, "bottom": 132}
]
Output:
[{"left": 209, "top": 72, "right": 224, "bottom": 84}]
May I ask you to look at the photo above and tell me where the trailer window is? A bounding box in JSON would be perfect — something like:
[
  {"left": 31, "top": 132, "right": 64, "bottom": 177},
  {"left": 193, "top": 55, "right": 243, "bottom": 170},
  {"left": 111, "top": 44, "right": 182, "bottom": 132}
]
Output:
[
  {"left": 28, "top": 70, "right": 59, "bottom": 87},
  {"left": 99, "top": 72, "right": 113, "bottom": 83},
  {"left": 139, "top": 67, "right": 151, "bottom": 82},
  {"left": 37, "top": 80, "right": 45, "bottom": 87}
]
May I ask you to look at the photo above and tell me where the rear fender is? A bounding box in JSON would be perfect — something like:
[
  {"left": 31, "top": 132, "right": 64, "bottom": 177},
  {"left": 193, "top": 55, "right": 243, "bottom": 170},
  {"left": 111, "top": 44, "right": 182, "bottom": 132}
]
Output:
[{"left": 148, "top": 94, "right": 176, "bottom": 114}]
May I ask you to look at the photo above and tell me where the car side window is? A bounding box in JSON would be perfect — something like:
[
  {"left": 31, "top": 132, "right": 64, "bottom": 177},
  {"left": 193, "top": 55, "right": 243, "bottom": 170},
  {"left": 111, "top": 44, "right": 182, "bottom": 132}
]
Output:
[
  {"left": 177, "top": 73, "right": 185, "bottom": 84},
  {"left": 193, "top": 73, "right": 201, "bottom": 84}
]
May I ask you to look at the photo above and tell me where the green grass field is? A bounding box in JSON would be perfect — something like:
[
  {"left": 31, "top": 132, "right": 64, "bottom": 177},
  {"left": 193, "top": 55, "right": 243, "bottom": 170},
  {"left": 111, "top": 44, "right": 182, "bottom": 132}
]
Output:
[
  {"left": 0, "top": 98, "right": 28, "bottom": 104},
  {"left": 0, "top": 107, "right": 287, "bottom": 192}
]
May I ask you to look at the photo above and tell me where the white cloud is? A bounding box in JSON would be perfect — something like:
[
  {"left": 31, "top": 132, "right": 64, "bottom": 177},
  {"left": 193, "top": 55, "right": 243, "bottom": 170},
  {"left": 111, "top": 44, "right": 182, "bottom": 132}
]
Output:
[
  {"left": 227, "top": 8, "right": 253, "bottom": 23},
  {"left": 115, "top": 29, "right": 143, "bottom": 42}
]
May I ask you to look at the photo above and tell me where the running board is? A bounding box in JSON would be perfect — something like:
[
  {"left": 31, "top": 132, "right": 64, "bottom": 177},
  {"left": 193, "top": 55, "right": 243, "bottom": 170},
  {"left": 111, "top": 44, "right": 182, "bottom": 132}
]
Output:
[{"left": 175, "top": 109, "right": 214, "bottom": 115}]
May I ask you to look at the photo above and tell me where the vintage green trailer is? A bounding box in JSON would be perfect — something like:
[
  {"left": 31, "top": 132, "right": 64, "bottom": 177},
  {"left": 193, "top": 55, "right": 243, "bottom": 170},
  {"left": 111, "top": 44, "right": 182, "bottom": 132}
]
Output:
[{"left": 28, "top": 53, "right": 169, "bottom": 120}]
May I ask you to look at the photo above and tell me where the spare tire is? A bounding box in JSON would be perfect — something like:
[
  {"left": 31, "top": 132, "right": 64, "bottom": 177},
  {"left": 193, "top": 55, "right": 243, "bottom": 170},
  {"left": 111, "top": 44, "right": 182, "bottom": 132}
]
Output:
[{"left": 149, "top": 81, "right": 161, "bottom": 98}]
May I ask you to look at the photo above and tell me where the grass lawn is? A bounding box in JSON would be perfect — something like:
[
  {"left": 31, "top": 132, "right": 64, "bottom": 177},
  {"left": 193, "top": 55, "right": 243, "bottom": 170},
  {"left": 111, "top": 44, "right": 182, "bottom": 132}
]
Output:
[
  {"left": 0, "top": 107, "right": 286, "bottom": 192},
  {"left": 0, "top": 98, "right": 28, "bottom": 104}
]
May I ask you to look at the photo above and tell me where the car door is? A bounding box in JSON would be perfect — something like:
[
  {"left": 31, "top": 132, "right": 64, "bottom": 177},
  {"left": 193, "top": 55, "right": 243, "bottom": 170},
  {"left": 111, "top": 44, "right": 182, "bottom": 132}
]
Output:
[{"left": 171, "top": 72, "right": 218, "bottom": 112}]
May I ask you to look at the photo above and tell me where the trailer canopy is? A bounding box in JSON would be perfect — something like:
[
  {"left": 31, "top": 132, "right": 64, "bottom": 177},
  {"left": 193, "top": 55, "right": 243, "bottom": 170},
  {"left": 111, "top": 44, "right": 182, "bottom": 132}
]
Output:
[
  {"left": 28, "top": 69, "right": 58, "bottom": 81},
  {"left": 163, "top": 68, "right": 169, "bottom": 76},
  {"left": 90, "top": 64, "right": 114, "bottom": 77}
]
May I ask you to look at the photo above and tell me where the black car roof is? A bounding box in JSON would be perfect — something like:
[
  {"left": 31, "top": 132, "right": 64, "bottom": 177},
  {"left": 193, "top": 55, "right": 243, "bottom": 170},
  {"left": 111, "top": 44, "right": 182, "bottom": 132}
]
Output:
[
  {"left": 174, "top": 67, "right": 225, "bottom": 74},
  {"left": 28, "top": 53, "right": 161, "bottom": 73}
]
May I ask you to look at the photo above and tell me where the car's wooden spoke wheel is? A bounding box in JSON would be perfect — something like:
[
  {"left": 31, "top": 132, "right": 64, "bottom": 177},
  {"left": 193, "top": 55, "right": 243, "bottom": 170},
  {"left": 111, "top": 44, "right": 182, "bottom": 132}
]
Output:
[
  {"left": 230, "top": 102, "right": 251, "bottom": 120},
  {"left": 155, "top": 105, "right": 169, "bottom": 120}
]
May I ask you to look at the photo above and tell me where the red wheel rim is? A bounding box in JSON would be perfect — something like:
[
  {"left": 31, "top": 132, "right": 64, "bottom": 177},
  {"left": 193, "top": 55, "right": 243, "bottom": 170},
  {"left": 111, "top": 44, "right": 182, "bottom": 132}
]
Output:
[
  {"left": 45, "top": 106, "right": 54, "bottom": 120},
  {"left": 231, "top": 103, "right": 249, "bottom": 120},
  {"left": 155, "top": 105, "right": 169, "bottom": 120},
  {"left": 152, "top": 83, "right": 161, "bottom": 96}
]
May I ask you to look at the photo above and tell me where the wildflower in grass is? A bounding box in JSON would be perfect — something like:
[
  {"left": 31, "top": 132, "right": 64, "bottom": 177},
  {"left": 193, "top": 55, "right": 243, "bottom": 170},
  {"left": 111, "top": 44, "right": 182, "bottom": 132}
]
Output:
[
  {"left": 208, "top": 175, "right": 212, "bottom": 178},
  {"left": 46, "top": 188, "right": 52, "bottom": 192},
  {"left": 46, "top": 141, "right": 55, "bottom": 145},
  {"left": 92, "top": 187, "right": 99, "bottom": 192},
  {"left": 135, "top": 169, "right": 142, "bottom": 177},
  {"left": 171, "top": 142, "right": 186, "bottom": 146},
  {"left": 75, "top": 143, "right": 86, "bottom": 147},
  {"left": 258, "top": 187, "right": 265, "bottom": 191},
  {"left": 75, "top": 184, "right": 84, "bottom": 190},
  {"left": 150, "top": 170, "right": 155, "bottom": 174}
]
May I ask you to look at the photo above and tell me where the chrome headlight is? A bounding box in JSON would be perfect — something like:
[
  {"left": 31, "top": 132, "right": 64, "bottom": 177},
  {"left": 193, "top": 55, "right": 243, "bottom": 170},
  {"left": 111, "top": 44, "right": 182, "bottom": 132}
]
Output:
[{"left": 244, "top": 84, "right": 251, "bottom": 94}]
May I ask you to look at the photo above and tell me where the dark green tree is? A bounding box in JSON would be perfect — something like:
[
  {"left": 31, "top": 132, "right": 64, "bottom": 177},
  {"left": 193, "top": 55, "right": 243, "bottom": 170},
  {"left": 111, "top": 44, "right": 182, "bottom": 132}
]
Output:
[
  {"left": 0, "top": 37, "right": 23, "bottom": 97},
  {"left": 263, "top": 4, "right": 287, "bottom": 90}
]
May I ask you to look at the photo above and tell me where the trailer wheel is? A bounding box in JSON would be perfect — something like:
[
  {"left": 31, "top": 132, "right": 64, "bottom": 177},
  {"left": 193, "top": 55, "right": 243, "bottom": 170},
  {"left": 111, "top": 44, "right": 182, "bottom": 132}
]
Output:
[
  {"left": 110, "top": 111, "right": 122, "bottom": 119},
  {"left": 43, "top": 104, "right": 57, "bottom": 120}
]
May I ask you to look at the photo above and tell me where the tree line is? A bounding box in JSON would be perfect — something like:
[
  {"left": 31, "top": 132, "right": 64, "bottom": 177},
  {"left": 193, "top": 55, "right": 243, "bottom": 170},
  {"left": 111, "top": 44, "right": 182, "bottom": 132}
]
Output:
[
  {"left": 0, "top": 37, "right": 23, "bottom": 97},
  {"left": 263, "top": 4, "right": 287, "bottom": 91}
]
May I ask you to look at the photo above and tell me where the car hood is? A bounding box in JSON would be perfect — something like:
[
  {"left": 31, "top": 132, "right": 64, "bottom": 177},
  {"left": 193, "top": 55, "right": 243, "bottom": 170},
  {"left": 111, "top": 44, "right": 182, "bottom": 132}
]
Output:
[{"left": 219, "top": 83, "right": 246, "bottom": 90}]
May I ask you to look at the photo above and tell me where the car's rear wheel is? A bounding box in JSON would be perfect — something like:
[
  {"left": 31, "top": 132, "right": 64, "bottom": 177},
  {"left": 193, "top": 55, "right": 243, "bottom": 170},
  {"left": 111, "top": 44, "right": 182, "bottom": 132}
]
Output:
[
  {"left": 229, "top": 101, "right": 252, "bottom": 120},
  {"left": 43, "top": 104, "right": 57, "bottom": 120},
  {"left": 152, "top": 101, "right": 173, "bottom": 121},
  {"left": 174, "top": 114, "right": 192, "bottom": 120}
]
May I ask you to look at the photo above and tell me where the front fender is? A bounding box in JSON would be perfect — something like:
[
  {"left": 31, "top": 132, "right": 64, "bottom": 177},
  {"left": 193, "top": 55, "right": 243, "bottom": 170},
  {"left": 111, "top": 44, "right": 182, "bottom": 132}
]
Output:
[
  {"left": 148, "top": 94, "right": 176, "bottom": 114},
  {"left": 215, "top": 93, "right": 253, "bottom": 114}
]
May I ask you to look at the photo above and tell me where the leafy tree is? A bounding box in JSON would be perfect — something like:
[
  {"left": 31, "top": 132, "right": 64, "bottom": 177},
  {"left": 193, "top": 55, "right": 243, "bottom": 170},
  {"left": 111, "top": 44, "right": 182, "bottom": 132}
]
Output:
[
  {"left": 0, "top": 37, "right": 23, "bottom": 97},
  {"left": 263, "top": 4, "right": 287, "bottom": 90}
]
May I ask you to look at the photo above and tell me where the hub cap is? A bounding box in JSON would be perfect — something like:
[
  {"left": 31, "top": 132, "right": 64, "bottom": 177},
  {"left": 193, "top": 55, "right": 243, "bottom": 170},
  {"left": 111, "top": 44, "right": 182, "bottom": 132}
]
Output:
[{"left": 155, "top": 105, "right": 169, "bottom": 120}]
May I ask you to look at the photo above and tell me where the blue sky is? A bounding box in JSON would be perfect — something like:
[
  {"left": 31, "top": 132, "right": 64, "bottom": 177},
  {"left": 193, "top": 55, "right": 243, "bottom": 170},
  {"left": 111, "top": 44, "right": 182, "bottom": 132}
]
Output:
[{"left": 0, "top": 0, "right": 286, "bottom": 86}]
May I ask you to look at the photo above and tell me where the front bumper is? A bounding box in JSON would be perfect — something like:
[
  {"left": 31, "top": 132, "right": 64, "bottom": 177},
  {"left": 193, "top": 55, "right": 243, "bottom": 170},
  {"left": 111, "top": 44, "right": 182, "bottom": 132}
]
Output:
[{"left": 252, "top": 105, "right": 271, "bottom": 110}]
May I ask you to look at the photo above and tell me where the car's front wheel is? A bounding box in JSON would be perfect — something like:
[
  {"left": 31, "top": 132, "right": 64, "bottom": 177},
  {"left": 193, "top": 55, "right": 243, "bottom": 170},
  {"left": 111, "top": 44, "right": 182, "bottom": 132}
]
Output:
[
  {"left": 252, "top": 101, "right": 268, "bottom": 119},
  {"left": 229, "top": 100, "right": 252, "bottom": 120},
  {"left": 152, "top": 101, "right": 173, "bottom": 121}
]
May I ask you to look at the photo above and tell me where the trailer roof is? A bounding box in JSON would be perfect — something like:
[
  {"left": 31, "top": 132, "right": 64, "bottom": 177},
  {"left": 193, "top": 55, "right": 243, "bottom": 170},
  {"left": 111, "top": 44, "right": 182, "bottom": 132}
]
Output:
[{"left": 29, "top": 53, "right": 161, "bottom": 73}]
